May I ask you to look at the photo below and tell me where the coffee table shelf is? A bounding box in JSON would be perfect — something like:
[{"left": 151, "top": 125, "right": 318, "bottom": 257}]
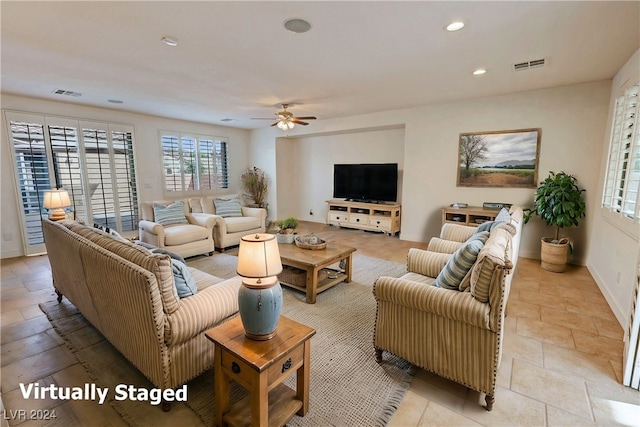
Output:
[
  {"left": 277, "top": 242, "right": 357, "bottom": 304},
  {"left": 281, "top": 269, "right": 347, "bottom": 296}
]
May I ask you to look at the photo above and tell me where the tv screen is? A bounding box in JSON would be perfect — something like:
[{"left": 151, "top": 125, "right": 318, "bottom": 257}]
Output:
[{"left": 333, "top": 163, "right": 398, "bottom": 202}]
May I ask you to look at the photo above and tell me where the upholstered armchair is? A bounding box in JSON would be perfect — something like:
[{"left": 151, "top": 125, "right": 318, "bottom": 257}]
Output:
[
  {"left": 139, "top": 200, "right": 215, "bottom": 258},
  {"left": 188, "top": 195, "right": 266, "bottom": 251}
]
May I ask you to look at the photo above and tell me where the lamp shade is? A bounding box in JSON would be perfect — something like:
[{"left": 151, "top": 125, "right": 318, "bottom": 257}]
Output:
[
  {"left": 237, "top": 233, "right": 282, "bottom": 280},
  {"left": 43, "top": 189, "right": 71, "bottom": 209}
]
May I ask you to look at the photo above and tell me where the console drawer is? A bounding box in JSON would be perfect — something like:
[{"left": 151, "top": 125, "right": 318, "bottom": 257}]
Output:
[
  {"left": 371, "top": 217, "right": 391, "bottom": 230},
  {"left": 349, "top": 214, "right": 369, "bottom": 226},
  {"left": 328, "top": 212, "right": 348, "bottom": 223}
]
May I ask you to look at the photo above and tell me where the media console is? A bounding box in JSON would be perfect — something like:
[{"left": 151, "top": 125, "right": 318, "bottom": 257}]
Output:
[{"left": 326, "top": 199, "right": 401, "bottom": 236}]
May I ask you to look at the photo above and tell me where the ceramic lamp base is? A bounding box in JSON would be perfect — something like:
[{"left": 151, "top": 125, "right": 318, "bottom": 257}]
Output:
[
  {"left": 238, "top": 281, "right": 283, "bottom": 340},
  {"left": 48, "top": 208, "right": 66, "bottom": 221}
]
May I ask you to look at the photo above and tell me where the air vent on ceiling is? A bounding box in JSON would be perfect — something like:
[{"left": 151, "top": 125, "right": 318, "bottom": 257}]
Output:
[
  {"left": 52, "top": 89, "right": 82, "bottom": 97},
  {"left": 513, "top": 58, "right": 546, "bottom": 71},
  {"left": 220, "top": 118, "right": 235, "bottom": 122}
]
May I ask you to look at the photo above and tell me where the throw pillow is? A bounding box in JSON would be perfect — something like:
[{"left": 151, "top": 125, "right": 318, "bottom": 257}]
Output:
[
  {"left": 214, "top": 197, "right": 242, "bottom": 218},
  {"left": 474, "top": 220, "right": 495, "bottom": 233},
  {"left": 434, "top": 238, "right": 485, "bottom": 290},
  {"left": 495, "top": 207, "right": 511, "bottom": 223},
  {"left": 136, "top": 241, "right": 157, "bottom": 251},
  {"left": 93, "top": 223, "right": 127, "bottom": 242},
  {"left": 172, "top": 259, "right": 197, "bottom": 298},
  {"left": 152, "top": 247, "right": 186, "bottom": 265},
  {"left": 153, "top": 201, "right": 188, "bottom": 226}
]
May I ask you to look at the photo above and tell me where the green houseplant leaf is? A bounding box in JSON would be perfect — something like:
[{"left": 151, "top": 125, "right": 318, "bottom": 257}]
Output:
[{"left": 532, "top": 171, "right": 586, "bottom": 241}]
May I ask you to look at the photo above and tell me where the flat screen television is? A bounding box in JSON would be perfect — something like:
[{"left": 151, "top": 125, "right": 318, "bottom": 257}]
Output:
[{"left": 333, "top": 163, "right": 398, "bottom": 203}]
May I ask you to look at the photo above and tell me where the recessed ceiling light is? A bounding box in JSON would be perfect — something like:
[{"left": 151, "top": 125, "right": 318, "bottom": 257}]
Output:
[
  {"left": 284, "top": 18, "right": 311, "bottom": 34},
  {"left": 161, "top": 36, "right": 178, "bottom": 47},
  {"left": 446, "top": 21, "right": 465, "bottom": 32},
  {"left": 473, "top": 69, "right": 487, "bottom": 75},
  {"left": 108, "top": 99, "right": 123, "bottom": 104}
]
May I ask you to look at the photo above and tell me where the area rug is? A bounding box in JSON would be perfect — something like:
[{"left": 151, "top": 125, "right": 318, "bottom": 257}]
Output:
[{"left": 39, "top": 253, "right": 414, "bottom": 426}]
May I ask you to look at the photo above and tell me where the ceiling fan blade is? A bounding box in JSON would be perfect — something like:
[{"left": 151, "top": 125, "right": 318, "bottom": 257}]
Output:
[
  {"left": 293, "top": 116, "right": 317, "bottom": 120},
  {"left": 270, "top": 122, "right": 278, "bottom": 127},
  {"left": 292, "top": 120, "right": 309, "bottom": 126}
]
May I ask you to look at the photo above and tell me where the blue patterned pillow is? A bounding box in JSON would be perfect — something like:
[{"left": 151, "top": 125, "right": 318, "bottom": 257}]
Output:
[
  {"left": 214, "top": 197, "right": 242, "bottom": 218},
  {"left": 495, "top": 208, "right": 511, "bottom": 223},
  {"left": 434, "top": 239, "right": 485, "bottom": 290},
  {"left": 172, "top": 259, "right": 197, "bottom": 298},
  {"left": 153, "top": 201, "right": 188, "bottom": 226},
  {"left": 475, "top": 220, "right": 495, "bottom": 233}
]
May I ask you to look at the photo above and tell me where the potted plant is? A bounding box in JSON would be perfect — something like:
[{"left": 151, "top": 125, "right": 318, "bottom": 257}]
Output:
[
  {"left": 240, "top": 167, "right": 268, "bottom": 208},
  {"left": 530, "top": 171, "right": 586, "bottom": 272},
  {"left": 277, "top": 216, "right": 299, "bottom": 243}
]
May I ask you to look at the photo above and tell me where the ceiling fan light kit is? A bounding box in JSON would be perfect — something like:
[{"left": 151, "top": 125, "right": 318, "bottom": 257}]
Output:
[{"left": 252, "top": 104, "right": 317, "bottom": 131}]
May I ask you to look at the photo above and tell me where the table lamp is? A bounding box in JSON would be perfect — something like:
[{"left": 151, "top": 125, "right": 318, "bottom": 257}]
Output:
[
  {"left": 43, "top": 189, "right": 71, "bottom": 221},
  {"left": 236, "top": 233, "right": 283, "bottom": 340}
]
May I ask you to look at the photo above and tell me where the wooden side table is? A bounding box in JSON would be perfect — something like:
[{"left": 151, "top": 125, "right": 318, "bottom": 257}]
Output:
[{"left": 205, "top": 315, "right": 316, "bottom": 427}]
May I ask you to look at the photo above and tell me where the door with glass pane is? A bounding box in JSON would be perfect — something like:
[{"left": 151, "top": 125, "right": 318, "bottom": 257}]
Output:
[{"left": 6, "top": 112, "right": 139, "bottom": 255}]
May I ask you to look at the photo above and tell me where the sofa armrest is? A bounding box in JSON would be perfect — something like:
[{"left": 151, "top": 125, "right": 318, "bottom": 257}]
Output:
[
  {"left": 165, "top": 276, "right": 242, "bottom": 346},
  {"left": 187, "top": 213, "right": 216, "bottom": 230},
  {"left": 138, "top": 220, "right": 165, "bottom": 248},
  {"left": 406, "top": 248, "right": 451, "bottom": 277},
  {"left": 241, "top": 206, "right": 267, "bottom": 222},
  {"left": 373, "top": 276, "right": 490, "bottom": 329},
  {"left": 439, "top": 223, "right": 476, "bottom": 242},
  {"left": 427, "top": 237, "right": 463, "bottom": 254}
]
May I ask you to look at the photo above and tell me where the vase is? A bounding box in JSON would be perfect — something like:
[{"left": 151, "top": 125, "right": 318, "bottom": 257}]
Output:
[{"left": 237, "top": 281, "right": 282, "bottom": 340}]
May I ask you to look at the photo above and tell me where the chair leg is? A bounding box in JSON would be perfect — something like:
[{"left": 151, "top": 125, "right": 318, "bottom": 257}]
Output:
[
  {"left": 374, "top": 348, "right": 383, "bottom": 363},
  {"left": 208, "top": 251, "right": 214, "bottom": 256},
  {"left": 485, "top": 394, "right": 494, "bottom": 411}
]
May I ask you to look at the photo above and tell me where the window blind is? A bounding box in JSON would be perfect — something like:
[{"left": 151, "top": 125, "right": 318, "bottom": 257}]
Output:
[
  {"left": 603, "top": 83, "right": 640, "bottom": 223},
  {"left": 161, "top": 132, "right": 229, "bottom": 193}
]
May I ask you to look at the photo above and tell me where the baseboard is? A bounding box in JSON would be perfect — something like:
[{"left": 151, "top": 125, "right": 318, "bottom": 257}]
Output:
[
  {"left": 587, "top": 264, "right": 626, "bottom": 327},
  {"left": 1, "top": 249, "right": 23, "bottom": 259}
]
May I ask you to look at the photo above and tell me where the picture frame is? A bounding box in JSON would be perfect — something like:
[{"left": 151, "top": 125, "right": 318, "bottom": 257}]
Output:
[{"left": 457, "top": 128, "right": 541, "bottom": 188}]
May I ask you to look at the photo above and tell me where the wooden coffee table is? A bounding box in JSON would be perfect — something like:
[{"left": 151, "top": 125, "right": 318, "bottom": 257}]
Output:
[{"left": 277, "top": 242, "right": 356, "bottom": 304}]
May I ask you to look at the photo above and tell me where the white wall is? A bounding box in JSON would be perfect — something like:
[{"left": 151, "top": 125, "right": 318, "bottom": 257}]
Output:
[
  {"left": 250, "top": 81, "right": 611, "bottom": 267},
  {"left": 1, "top": 94, "right": 251, "bottom": 258},
  {"left": 587, "top": 49, "right": 640, "bottom": 326},
  {"left": 276, "top": 128, "right": 405, "bottom": 223}
]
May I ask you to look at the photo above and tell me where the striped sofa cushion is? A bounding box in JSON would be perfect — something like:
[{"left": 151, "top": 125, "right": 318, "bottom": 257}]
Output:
[
  {"left": 153, "top": 201, "right": 188, "bottom": 226},
  {"left": 214, "top": 197, "right": 242, "bottom": 218},
  {"left": 434, "top": 237, "right": 485, "bottom": 290}
]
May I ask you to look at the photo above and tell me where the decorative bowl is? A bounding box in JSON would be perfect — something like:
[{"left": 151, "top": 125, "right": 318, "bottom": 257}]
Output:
[{"left": 294, "top": 234, "right": 327, "bottom": 250}]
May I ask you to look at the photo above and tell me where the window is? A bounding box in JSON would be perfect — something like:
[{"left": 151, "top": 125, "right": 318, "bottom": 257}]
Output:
[
  {"left": 6, "top": 112, "right": 139, "bottom": 254},
  {"left": 602, "top": 83, "right": 640, "bottom": 228},
  {"left": 161, "top": 132, "right": 229, "bottom": 193}
]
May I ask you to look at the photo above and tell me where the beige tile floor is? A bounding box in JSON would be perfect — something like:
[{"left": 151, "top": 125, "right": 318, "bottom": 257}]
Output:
[{"left": 1, "top": 221, "right": 638, "bottom": 426}]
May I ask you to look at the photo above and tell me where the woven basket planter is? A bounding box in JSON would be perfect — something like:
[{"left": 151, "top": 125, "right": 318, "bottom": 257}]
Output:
[{"left": 540, "top": 237, "right": 570, "bottom": 273}]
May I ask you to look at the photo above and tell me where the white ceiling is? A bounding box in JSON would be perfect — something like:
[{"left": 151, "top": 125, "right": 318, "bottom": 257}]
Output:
[{"left": 2, "top": 1, "right": 639, "bottom": 129}]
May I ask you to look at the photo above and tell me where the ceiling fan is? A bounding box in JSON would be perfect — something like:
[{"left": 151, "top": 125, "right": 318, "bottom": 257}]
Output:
[{"left": 252, "top": 104, "right": 317, "bottom": 130}]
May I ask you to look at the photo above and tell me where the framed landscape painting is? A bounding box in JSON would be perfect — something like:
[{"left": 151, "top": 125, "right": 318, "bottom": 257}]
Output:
[{"left": 457, "top": 128, "right": 541, "bottom": 188}]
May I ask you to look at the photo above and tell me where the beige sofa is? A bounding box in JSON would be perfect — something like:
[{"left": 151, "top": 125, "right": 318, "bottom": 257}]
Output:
[
  {"left": 188, "top": 195, "right": 266, "bottom": 251},
  {"left": 373, "top": 206, "right": 523, "bottom": 411},
  {"left": 43, "top": 219, "right": 241, "bottom": 403},
  {"left": 139, "top": 200, "right": 216, "bottom": 258}
]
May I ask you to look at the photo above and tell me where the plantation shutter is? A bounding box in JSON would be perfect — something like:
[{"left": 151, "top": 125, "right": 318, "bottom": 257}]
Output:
[
  {"left": 7, "top": 113, "right": 52, "bottom": 254},
  {"left": 603, "top": 83, "right": 640, "bottom": 223},
  {"left": 80, "top": 122, "right": 139, "bottom": 232},
  {"left": 161, "top": 131, "right": 229, "bottom": 193},
  {"left": 5, "top": 112, "right": 139, "bottom": 255}
]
